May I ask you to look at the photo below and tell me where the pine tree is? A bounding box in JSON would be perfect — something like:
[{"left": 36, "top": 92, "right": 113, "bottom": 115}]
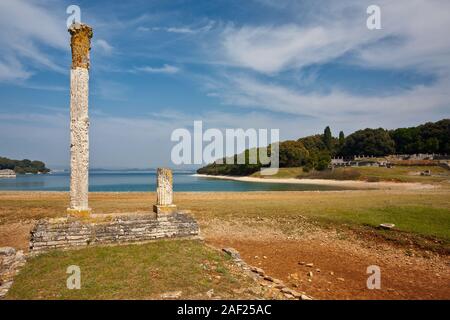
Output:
[
  {"left": 323, "top": 126, "right": 332, "bottom": 150},
  {"left": 339, "top": 131, "right": 345, "bottom": 146}
]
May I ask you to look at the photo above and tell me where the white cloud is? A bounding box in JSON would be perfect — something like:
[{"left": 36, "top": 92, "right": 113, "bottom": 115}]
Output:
[
  {"left": 222, "top": 23, "right": 375, "bottom": 73},
  {"left": 135, "top": 64, "right": 180, "bottom": 74},
  {"left": 220, "top": 0, "right": 450, "bottom": 74},
  {"left": 0, "top": 57, "right": 32, "bottom": 82},
  {"left": 94, "top": 39, "right": 114, "bottom": 55},
  {"left": 0, "top": 0, "right": 67, "bottom": 81},
  {"left": 210, "top": 75, "right": 450, "bottom": 122},
  {"left": 356, "top": 0, "right": 450, "bottom": 73},
  {"left": 142, "top": 21, "right": 215, "bottom": 35},
  {"left": 161, "top": 27, "right": 195, "bottom": 34}
]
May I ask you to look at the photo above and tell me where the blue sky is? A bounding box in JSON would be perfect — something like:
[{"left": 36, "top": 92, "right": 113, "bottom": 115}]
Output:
[{"left": 0, "top": 0, "right": 449, "bottom": 168}]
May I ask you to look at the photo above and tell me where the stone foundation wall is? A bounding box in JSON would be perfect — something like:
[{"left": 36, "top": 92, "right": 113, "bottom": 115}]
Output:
[
  {"left": 30, "top": 213, "right": 200, "bottom": 253},
  {"left": 0, "top": 247, "right": 26, "bottom": 298}
]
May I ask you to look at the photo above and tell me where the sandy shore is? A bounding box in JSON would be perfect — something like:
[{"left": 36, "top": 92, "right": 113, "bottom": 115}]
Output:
[{"left": 193, "top": 174, "right": 435, "bottom": 190}]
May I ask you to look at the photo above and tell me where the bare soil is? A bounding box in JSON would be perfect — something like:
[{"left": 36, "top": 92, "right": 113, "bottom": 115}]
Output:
[{"left": 203, "top": 221, "right": 450, "bottom": 300}]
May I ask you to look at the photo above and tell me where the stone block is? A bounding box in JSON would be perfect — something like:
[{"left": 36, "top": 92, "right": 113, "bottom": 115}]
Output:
[
  {"left": 153, "top": 204, "right": 177, "bottom": 215},
  {"left": 67, "top": 208, "right": 92, "bottom": 218}
]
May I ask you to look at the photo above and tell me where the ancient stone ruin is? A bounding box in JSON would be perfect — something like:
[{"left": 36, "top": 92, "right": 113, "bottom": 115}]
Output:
[
  {"left": 30, "top": 167, "right": 199, "bottom": 253},
  {"left": 30, "top": 212, "right": 199, "bottom": 253},
  {"left": 67, "top": 23, "right": 93, "bottom": 218},
  {"left": 0, "top": 247, "right": 26, "bottom": 298},
  {"left": 28, "top": 23, "right": 199, "bottom": 253},
  {"left": 154, "top": 168, "right": 177, "bottom": 214}
]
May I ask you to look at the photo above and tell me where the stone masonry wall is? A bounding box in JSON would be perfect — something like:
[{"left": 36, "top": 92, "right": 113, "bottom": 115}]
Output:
[
  {"left": 0, "top": 247, "right": 26, "bottom": 298},
  {"left": 30, "top": 213, "right": 200, "bottom": 253}
]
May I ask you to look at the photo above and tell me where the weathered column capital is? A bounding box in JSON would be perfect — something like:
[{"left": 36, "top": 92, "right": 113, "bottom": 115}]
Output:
[{"left": 68, "top": 23, "right": 93, "bottom": 70}]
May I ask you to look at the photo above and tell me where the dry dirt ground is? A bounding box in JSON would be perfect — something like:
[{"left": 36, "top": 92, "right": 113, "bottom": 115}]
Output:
[
  {"left": 200, "top": 218, "right": 450, "bottom": 300},
  {"left": 0, "top": 191, "right": 449, "bottom": 300}
]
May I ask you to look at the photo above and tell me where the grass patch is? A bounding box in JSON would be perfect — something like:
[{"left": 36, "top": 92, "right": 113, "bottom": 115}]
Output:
[
  {"left": 252, "top": 166, "right": 450, "bottom": 184},
  {"left": 350, "top": 166, "right": 450, "bottom": 183},
  {"left": 6, "top": 240, "right": 253, "bottom": 300},
  {"left": 300, "top": 168, "right": 362, "bottom": 180},
  {"left": 315, "top": 206, "right": 450, "bottom": 240},
  {"left": 251, "top": 167, "right": 305, "bottom": 178}
]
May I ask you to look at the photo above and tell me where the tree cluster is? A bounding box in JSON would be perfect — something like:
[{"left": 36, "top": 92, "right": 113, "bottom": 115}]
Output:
[
  {"left": 0, "top": 157, "right": 50, "bottom": 174},
  {"left": 197, "top": 119, "right": 450, "bottom": 176}
]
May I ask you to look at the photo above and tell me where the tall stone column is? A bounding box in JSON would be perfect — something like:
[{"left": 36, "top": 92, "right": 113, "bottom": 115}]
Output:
[
  {"left": 67, "top": 23, "right": 93, "bottom": 217},
  {"left": 153, "top": 168, "right": 177, "bottom": 215}
]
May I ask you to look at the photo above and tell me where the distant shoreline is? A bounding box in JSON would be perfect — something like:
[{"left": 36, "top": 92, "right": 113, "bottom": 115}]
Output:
[{"left": 193, "top": 174, "right": 436, "bottom": 190}]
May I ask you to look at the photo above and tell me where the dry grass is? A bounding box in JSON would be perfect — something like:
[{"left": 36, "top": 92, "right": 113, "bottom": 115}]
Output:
[{"left": 1, "top": 189, "right": 449, "bottom": 242}]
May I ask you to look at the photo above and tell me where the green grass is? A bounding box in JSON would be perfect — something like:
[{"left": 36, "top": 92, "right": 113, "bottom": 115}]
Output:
[
  {"left": 315, "top": 206, "right": 450, "bottom": 240},
  {"left": 252, "top": 166, "right": 450, "bottom": 184},
  {"left": 6, "top": 240, "right": 254, "bottom": 300},
  {"left": 251, "top": 167, "right": 305, "bottom": 178},
  {"left": 350, "top": 166, "right": 450, "bottom": 183}
]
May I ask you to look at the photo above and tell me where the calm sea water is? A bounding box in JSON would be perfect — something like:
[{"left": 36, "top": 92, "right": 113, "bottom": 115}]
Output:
[{"left": 0, "top": 171, "right": 348, "bottom": 192}]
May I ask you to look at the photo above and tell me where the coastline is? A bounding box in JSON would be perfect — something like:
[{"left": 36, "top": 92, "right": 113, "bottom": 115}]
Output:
[{"left": 193, "top": 174, "right": 436, "bottom": 190}]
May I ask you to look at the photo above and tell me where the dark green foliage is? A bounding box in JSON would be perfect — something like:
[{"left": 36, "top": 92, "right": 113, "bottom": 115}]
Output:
[
  {"left": 323, "top": 126, "right": 332, "bottom": 150},
  {"left": 340, "top": 128, "right": 395, "bottom": 156},
  {"left": 278, "top": 140, "right": 309, "bottom": 167},
  {"left": 304, "top": 150, "right": 331, "bottom": 171},
  {"left": 339, "top": 131, "right": 345, "bottom": 146},
  {"left": 298, "top": 134, "right": 326, "bottom": 151},
  {"left": 298, "top": 134, "right": 339, "bottom": 156},
  {"left": 197, "top": 148, "right": 264, "bottom": 176},
  {"left": 390, "top": 119, "right": 450, "bottom": 154},
  {"left": 0, "top": 157, "right": 50, "bottom": 174}
]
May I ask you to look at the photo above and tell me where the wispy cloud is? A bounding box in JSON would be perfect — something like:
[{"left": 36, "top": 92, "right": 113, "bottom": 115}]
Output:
[
  {"left": 219, "top": 1, "right": 450, "bottom": 74},
  {"left": 206, "top": 74, "right": 449, "bottom": 122},
  {"left": 0, "top": 0, "right": 67, "bottom": 81},
  {"left": 0, "top": 57, "right": 32, "bottom": 82},
  {"left": 221, "top": 23, "right": 373, "bottom": 74},
  {"left": 94, "top": 39, "right": 114, "bottom": 55},
  {"left": 139, "top": 21, "right": 215, "bottom": 34},
  {"left": 152, "top": 26, "right": 196, "bottom": 34},
  {"left": 135, "top": 64, "right": 180, "bottom": 74}
]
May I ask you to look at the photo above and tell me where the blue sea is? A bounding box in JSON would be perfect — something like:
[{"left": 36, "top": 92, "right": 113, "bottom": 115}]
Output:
[{"left": 0, "top": 171, "right": 348, "bottom": 192}]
